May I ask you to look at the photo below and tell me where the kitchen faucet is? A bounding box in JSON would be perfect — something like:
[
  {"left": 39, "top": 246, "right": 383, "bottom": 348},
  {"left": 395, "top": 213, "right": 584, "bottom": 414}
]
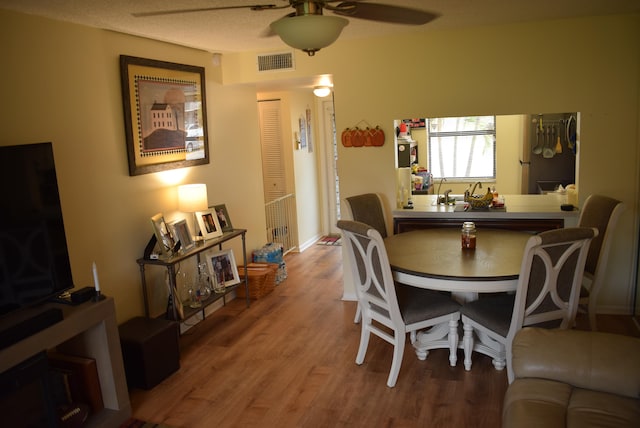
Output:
[
  {"left": 470, "top": 181, "right": 483, "bottom": 197},
  {"left": 443, "top": 189, "right": 453, "bottom": 204},
  {"left": 436, "top": 177, "right": 451, "bottom": 205}
]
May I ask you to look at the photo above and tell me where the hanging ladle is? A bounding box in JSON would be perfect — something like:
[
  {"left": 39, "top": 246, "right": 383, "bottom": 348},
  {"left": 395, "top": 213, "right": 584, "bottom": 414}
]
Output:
[
  {"left": 543, "top": 125, "right": 555, "bottom": 158},
  {"left": 532, "top": 125, "right": 543, "bottom": 154}
]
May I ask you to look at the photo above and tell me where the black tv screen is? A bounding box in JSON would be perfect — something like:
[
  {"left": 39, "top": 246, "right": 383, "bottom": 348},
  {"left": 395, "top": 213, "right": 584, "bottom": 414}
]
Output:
[{"left": 0, "top": 142, "right": 74, "bottom": 318}]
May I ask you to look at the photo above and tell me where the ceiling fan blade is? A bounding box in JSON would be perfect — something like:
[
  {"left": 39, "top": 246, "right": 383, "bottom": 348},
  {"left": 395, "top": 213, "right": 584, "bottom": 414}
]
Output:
[
  {"left": 132, "top": 4, "right": 284, "bottom": 18},
  {"left": 332, "top": 2, "right": 439, "bottom": 25}
]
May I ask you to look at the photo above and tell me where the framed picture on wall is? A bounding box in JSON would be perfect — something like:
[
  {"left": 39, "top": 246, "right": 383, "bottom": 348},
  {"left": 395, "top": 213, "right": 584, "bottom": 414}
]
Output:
[
  {"left": 207, "top": 249, "right": 240, "bottom": 287},
  {"left": 298, "top": 115, "right": 307, "bottom": 149},
  {"left": 195, "top": 208, "right": 223, "bottom": 240},
  {"left": 306, "top": 106, "right": 313, "bottom": 153},
  {"left": 120, "top": 55, "right": 209, "bottom": 176}
]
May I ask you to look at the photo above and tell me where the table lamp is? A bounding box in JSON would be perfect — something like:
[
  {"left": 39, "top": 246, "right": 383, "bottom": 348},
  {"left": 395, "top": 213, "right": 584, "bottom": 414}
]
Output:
[{"left": 178, "top": 183, "right": 208, "bottom": 241}]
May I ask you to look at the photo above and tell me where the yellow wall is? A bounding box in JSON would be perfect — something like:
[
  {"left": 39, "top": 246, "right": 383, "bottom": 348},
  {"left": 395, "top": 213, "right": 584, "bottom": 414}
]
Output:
[
  {"left": 225, "top": 14, "right": 640, "bottom": 314},
  {"left": 0, "top": 10, "right": 268, "bottom": 322},
  {"left": 1, "top": 10, "right": 638, "bottom": 318}
]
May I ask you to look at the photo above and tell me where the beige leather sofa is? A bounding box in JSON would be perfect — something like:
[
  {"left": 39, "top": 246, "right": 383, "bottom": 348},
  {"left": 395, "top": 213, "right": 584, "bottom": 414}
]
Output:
[{"left": 503, "top": 327, "right": 640, "bottom": 428}]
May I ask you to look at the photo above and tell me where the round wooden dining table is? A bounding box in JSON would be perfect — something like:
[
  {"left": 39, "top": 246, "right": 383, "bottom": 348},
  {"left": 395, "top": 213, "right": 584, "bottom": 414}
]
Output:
[
  {"left": 384, "top": 228, "right": 534, "bottom": 365},
  {"left": 385, "top": 228, "right": 533, "bottom": 302}
]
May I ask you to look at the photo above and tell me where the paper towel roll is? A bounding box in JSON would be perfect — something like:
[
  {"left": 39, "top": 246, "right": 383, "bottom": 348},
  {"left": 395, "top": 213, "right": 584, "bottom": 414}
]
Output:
[
  {"left": 566, "top": 186, "right": 578, "bottom": 206},
  {"left": 397, "top": 168, "right": 412, "bottom": 207}
]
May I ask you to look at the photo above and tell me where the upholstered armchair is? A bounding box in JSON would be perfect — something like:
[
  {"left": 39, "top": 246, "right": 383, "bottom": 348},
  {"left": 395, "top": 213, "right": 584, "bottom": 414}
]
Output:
[{"left": 503, "top": 327, "right": 640, "bottom": 428}]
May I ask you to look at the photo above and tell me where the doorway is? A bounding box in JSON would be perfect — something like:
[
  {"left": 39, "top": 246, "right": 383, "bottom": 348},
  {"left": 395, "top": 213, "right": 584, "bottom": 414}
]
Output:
[
  {"left": 319, "top": 96, "right": 340, "bottom": 235},
  {"left": 258, "top": 99, "right": 298, "bottom": 253}
]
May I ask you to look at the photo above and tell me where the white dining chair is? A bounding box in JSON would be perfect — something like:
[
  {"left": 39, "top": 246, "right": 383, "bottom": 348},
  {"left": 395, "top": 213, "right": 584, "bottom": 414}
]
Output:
[
  {"left": 337, "top": 220, "right": 460, "bottom": 388},
  {"left": 344, "top": 193, "right": 388, "bottom": 324},
  {"left": 576, "top": 194, "right": 625, "bottom": 330},
  {"left": 460, "top": 226, "right": 597, "bottom": 383}
]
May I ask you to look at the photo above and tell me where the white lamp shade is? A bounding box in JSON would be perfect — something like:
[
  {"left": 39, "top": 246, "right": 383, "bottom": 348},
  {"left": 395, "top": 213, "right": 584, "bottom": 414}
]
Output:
[
  {"left": 271, "top": 15, "right": 348, "bottom": 54},
  {"left": 178, "top": 183, "right": 208, "bottom": 212}
]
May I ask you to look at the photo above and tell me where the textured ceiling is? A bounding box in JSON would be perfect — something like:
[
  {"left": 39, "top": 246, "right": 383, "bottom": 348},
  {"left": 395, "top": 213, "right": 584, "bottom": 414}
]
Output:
[{"left": 1, "top": 0, "right": 639, "bottom": 54}]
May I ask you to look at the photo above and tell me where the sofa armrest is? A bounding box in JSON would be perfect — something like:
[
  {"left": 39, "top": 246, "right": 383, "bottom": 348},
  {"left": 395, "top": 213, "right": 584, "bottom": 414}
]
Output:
[{"left": 511, "top": 327, "right": 640, "bottom": 399}]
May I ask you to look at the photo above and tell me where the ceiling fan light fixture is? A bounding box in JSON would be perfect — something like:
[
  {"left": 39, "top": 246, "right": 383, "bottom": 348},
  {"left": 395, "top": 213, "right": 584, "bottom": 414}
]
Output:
[
  {"left": 270, "top": 15, "right": 348, "bottom": 56},
  {"left": 313, "top": 86, "right": 332, "bottom": 97}
]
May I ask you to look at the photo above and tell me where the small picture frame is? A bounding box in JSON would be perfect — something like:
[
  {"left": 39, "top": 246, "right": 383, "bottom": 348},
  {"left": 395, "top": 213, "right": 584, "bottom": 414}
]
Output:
[
  {"left": 169, "top": 218, "right": 194, "bottom": 252},
  {"left": 207, "top": 249, "right": 240, "bottom": 287},
  {"left": 195, "top": 208, "right": 223, "bottom": 240},
  {"left": 150, "top": 213, "right": 176, "bottom": 256},
  {"left": 212, "top": 204, "right": 233, "bottom": 232}
]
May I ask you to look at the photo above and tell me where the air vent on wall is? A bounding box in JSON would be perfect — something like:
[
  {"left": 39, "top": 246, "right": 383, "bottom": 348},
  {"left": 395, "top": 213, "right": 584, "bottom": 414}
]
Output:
[{"left": 257, "top": 52, "right": 295, "bottom": 72}]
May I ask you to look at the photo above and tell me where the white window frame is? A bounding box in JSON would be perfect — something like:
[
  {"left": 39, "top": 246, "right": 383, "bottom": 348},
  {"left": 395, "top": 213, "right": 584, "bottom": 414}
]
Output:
[{"left": 427, "top": 116, "right": 496, "bottom": 180}]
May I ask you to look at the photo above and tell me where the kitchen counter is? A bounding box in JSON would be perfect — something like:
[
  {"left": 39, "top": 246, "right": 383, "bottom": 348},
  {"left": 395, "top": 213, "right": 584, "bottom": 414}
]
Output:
[{"left": 393, "top": 193, "right": 578, "bottom": 233}]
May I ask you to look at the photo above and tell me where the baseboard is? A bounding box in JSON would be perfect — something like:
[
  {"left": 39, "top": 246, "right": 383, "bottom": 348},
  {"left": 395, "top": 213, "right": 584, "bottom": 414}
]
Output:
[
  {"left": 299, "top": 234, "right": 322, "bottom": 252},
  {"left": 179, "top": 294, "right": 229, "bottom": 334},
  {"left": 595, "top": 304, "right": 634, "bottom": 316},
  {"left": 342, "top": 291, "right": 357, "bottom": 302}
]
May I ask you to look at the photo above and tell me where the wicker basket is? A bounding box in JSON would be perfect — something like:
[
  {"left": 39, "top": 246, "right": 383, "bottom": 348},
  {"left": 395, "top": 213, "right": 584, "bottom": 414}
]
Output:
[
  {"left": 236, "top": 263, "right": 278, "bottom": 299},
  {"left": 468, "top": 189, "right": 493, "bottom": 210}
]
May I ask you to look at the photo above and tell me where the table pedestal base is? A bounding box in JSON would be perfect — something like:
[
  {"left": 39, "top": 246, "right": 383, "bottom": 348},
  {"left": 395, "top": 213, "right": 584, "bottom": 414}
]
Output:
[
  {"left": 462, "top": 324, "right": 506, "bottom": 371},
  {"left": 412, "top": 319, "right": 459, "bottom": 367}
]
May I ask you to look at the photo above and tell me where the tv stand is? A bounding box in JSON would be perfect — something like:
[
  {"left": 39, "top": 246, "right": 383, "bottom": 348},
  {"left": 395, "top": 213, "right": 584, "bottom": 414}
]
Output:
[
  {"left": 0, "top": 297, "right": 131, "bottom": 427},
  {"left": 0, "top": 306, "right": 63, "bottom": 350}
]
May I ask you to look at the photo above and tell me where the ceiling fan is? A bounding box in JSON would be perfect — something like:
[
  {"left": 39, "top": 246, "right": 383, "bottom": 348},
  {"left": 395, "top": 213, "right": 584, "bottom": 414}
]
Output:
[{"left": 133, "top": 1, "right": 439, "bottom": 56}]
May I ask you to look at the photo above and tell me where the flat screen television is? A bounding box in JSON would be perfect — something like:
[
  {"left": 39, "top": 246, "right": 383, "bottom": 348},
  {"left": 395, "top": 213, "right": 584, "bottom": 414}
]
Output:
[{"left": 0, "top": 142, "right": 74, "bottom": 319}]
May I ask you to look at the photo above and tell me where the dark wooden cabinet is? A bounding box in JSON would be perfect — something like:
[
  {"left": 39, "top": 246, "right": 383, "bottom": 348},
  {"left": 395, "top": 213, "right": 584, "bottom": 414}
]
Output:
[{"left": 393, "top": 217, "right": 564, "bottom": 234}]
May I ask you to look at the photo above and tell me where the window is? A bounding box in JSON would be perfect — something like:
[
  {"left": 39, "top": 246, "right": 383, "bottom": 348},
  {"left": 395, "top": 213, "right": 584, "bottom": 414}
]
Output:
[{"left": 427, "top": 116, "right": 496, "bottom": 180}]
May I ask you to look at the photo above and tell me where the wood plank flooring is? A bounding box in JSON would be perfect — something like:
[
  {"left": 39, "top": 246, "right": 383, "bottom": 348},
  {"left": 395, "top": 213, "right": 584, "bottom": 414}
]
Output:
[{"left": 128, "top": 243, "right": 640, "bottom": 428}]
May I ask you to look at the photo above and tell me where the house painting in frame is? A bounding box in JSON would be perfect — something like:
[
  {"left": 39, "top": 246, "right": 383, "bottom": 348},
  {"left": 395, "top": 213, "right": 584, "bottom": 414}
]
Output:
[{"left": 120, "top": 55, "right": 209, "bottom": 175}]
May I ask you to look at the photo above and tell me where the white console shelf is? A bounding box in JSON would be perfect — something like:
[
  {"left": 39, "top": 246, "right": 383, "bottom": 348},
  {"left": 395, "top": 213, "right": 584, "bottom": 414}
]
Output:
[{"left": 0, "top": 297, "right": 131, "bottom": 428}]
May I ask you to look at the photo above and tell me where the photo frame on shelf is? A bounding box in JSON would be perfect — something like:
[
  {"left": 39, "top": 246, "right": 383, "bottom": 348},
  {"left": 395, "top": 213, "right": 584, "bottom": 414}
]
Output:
[
  {"left": 150, "top": 213, "right": 176, "bottom": 256},
  {"left": 195, "top": 208, "right": 223, "bottom": 240},
  {"left": 207, "top": 249, "right": 240, "bottom": 287},
  {"left": 169, "top": 218, "right": 194, "bottom": 252},
  {"left": 212, "top": 204, "right": 233, "bottom": 232},
  {"left": 120, "top": 55, "right": 209, "bottom": 176}
]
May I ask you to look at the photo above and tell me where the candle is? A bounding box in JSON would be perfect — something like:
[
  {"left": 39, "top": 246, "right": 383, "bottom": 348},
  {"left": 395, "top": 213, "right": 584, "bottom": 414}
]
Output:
[{"left": 92, "top": 262, "right": 100, "bottom": 292}]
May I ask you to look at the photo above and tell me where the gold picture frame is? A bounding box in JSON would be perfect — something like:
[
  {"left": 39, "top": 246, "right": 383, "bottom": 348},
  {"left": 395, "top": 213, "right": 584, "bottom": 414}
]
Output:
[{"left": 120, "top": 55, "right": 209, "bottom": 176}]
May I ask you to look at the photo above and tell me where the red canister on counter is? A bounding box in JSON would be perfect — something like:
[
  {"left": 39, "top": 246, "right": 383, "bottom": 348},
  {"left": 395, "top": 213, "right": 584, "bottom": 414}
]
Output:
[{"left": 462, "top": 222, "right": 477, "bottom": 250}]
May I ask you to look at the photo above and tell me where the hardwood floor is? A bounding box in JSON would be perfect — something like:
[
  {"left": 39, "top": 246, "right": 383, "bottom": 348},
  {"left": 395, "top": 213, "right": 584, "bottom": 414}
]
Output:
[{"left": 128, "top": 243, "right": 640, "bottom": 428}]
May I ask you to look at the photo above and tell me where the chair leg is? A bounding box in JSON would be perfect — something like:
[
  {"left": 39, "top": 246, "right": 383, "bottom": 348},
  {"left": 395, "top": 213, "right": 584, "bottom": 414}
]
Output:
[
  {"left": 588, "top": 308, "right": 598, "bottom": 331},
  {"left": 448, "top": 318, "right": 459, "bottom": 367},
  {"left": 463, "top": 322, "right": 474, "bottom": 371},
  {"left": 354, "top": 304, "right": 362, "bottom": 324},
  {"left": 387, "top": 331, "right": 406, "bottom": 387},
  {"left": 355, "top": 319, "right": 371, "bottom": 365}
]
